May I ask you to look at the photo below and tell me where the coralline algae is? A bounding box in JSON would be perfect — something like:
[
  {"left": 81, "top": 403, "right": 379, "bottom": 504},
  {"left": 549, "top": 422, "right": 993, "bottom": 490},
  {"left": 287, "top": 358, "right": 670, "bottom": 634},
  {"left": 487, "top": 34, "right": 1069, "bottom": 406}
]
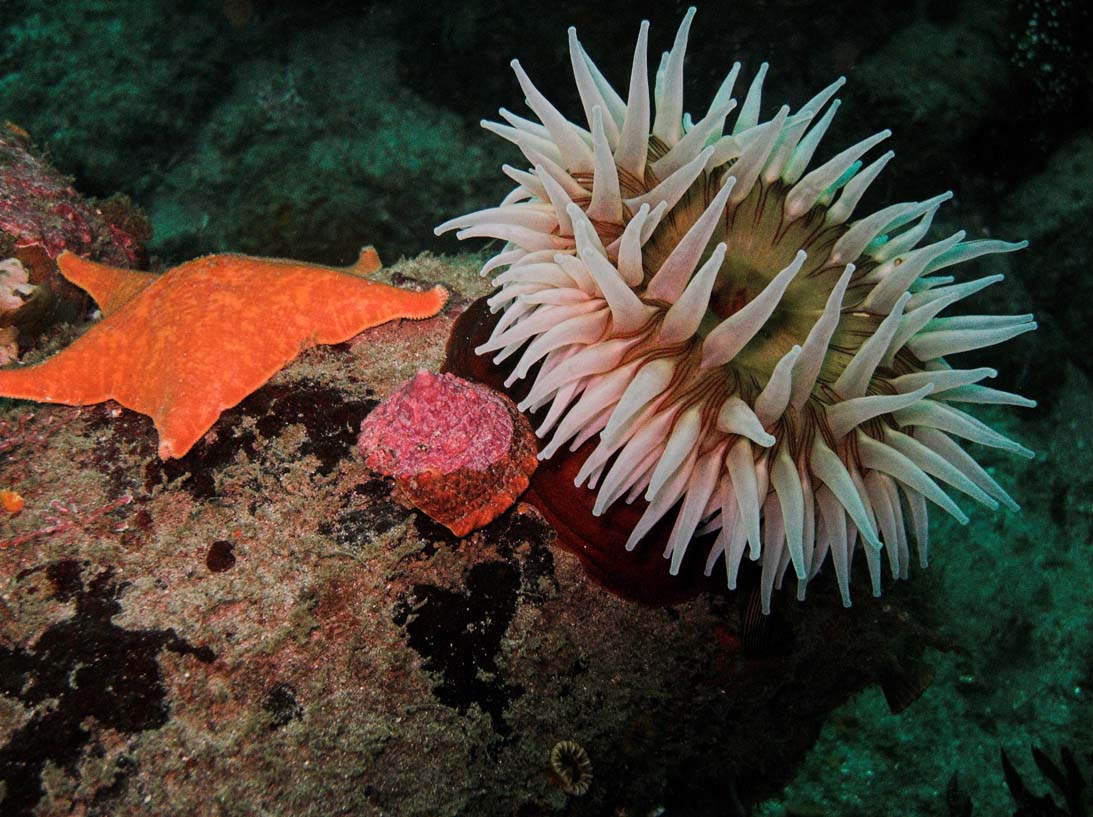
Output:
[{"left": 358, "top": 369, "right": 538, "bottom": 536}]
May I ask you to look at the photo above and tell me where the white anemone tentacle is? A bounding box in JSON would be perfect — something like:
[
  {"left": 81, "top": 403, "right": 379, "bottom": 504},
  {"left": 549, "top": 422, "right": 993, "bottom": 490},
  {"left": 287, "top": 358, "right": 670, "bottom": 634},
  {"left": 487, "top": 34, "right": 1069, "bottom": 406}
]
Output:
[{"left": 436, "top": 7, "right": 1034, "bottom": 612}]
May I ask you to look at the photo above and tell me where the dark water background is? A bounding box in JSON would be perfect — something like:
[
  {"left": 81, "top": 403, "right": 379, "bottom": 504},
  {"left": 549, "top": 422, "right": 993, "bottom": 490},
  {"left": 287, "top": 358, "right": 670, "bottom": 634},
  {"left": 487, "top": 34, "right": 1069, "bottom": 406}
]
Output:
[{"left": 1, "top": 0, "right": 1089, "bottom": 814}]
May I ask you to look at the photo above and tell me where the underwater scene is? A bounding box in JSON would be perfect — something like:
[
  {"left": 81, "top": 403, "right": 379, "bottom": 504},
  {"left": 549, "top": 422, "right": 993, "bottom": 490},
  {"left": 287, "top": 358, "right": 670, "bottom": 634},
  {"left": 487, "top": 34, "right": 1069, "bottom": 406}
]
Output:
[{"left": 0, "top": 0, "right": 1089, "bottom": 814}]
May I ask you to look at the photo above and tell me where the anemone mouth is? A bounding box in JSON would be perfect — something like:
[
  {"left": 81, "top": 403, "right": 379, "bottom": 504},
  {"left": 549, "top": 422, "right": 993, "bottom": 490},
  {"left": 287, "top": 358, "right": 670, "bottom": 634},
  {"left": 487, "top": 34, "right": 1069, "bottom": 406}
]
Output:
[{"left": 436, "top": 6, "right": 1035, "bottom": 612}]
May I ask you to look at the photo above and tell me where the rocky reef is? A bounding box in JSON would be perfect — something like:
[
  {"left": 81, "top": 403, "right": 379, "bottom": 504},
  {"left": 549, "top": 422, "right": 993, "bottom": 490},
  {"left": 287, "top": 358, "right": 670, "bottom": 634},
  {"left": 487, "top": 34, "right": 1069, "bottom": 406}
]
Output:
[{"left": 0, "top": 254, "right": 969, "bottom": 816}]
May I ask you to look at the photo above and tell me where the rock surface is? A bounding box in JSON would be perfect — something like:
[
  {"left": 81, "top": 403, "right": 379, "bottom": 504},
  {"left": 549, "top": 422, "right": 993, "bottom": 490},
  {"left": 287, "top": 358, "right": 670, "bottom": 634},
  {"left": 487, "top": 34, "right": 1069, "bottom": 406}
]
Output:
[
  {"left": 0, "top": 254, "right": 953, "bottom": 817},
  {"left": 0, "top": 128, "right": 150, "bottom": 349}
]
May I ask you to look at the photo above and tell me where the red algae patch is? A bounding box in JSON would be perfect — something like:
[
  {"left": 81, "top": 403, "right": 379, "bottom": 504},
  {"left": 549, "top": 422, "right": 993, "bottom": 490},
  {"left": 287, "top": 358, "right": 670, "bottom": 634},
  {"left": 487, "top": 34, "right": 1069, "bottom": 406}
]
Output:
[{"left": 358, "top": 369, "right": 537, "bottom": 536}]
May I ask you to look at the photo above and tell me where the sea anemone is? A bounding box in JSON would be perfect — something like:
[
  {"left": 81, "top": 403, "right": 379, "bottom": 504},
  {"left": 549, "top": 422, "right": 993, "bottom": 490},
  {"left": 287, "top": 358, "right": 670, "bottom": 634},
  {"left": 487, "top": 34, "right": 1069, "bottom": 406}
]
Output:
[
  {"left": 437, "top": 7, "right": 1035, "bottom": 612},
  {"left": 549, "top": 739, "right": 593, "bottom": 796}
]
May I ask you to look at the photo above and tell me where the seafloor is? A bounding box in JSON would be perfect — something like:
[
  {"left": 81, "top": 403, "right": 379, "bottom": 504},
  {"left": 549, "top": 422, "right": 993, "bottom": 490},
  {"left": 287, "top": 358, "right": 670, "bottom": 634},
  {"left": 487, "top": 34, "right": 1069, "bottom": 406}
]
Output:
[{"left": 1, "top": 0, "right": 1091, "bottom": 815}]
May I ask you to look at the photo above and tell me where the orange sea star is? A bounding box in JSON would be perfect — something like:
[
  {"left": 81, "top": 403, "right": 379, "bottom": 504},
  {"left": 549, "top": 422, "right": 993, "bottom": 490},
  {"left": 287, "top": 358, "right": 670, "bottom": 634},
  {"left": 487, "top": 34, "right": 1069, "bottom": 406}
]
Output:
[{"left": 0, "top": 248, "right": 447, "bottom": 459}]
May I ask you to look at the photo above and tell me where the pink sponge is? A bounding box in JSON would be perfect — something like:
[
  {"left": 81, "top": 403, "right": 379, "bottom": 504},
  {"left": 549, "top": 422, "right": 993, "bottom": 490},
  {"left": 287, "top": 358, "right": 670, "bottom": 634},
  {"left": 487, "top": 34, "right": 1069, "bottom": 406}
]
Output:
[{"left": 358, "top": 369, "right": 538, "bottom": 536}]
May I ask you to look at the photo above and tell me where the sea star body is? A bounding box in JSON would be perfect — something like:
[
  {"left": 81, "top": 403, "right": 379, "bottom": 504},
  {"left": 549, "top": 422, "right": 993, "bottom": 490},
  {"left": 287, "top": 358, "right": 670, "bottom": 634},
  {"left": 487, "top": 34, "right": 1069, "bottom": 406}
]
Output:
[{"left": 0, "top": 249, "right": 447, "bottom": 459}]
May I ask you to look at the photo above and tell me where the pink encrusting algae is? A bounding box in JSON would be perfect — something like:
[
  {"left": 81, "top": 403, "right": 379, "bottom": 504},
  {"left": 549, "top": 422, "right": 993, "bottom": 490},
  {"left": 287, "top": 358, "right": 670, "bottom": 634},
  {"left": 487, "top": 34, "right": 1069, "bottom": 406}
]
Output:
[{"left": 358, "top": 369, "right": 538, "bottom": 536}]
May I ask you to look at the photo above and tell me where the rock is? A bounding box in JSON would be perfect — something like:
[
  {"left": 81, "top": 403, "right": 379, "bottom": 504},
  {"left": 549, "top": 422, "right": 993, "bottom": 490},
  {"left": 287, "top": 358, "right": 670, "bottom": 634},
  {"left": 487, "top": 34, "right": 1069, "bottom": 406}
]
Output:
[
  {"left": 358, "top": 369, "right": 538, "bottom": 537},
  {"left": 1000, "top": 130, "right": 1093, "bottom": 395},
  {"left": 0, "top": 128, "right": 150, "bottom": 348},
  {"left": 0, "top": 254, "right": 946, "bottom": 817}
]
